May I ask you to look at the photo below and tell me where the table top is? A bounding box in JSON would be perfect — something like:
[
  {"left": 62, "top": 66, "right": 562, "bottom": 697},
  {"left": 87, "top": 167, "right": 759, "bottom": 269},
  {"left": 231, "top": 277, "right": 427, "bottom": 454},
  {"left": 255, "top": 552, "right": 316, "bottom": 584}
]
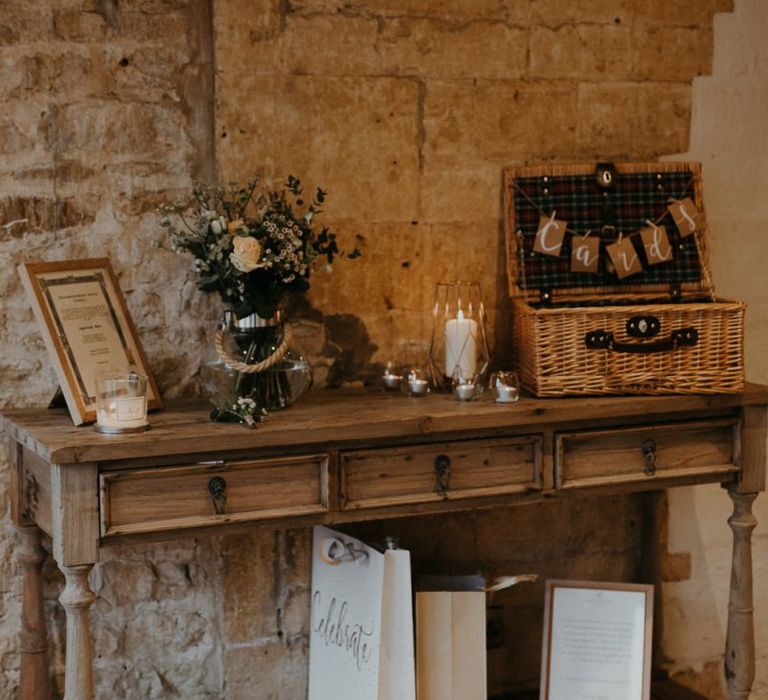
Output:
[{"left": 4, "top": 385, "right": 768, "bottom": 465}]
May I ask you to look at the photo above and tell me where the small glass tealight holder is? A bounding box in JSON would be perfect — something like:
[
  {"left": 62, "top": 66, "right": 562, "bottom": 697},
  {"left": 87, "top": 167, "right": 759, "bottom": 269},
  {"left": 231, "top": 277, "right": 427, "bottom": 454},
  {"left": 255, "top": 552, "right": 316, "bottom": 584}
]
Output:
[
  {"left": 382, "top": 362, "right": 403, "bottom": 391},
  {"left": 452, "top": 367, "right": 484, "bottom": 402},
  {"left": 489, "top": 371, "right": 520, "bottom": 404},
  {"left": 401, "top": 368, "right": 430, "bottom": 397},
  {"left": 94, "top": 371, "right": 150, "bottom": 434}
]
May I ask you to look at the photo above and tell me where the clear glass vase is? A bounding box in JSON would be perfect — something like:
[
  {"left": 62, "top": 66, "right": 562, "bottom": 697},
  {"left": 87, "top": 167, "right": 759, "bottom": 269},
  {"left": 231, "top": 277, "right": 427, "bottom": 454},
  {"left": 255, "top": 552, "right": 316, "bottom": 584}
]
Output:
[{"left": 203, "top": 311, "right": 312, "bottom": 424}]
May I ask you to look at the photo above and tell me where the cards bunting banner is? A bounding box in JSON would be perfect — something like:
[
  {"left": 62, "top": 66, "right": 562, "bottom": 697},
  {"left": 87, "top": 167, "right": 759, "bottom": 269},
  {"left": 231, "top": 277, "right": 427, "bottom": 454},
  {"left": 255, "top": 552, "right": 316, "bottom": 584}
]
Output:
[{"left": 512, "top": 170, "right": 703, "bottom": 289}]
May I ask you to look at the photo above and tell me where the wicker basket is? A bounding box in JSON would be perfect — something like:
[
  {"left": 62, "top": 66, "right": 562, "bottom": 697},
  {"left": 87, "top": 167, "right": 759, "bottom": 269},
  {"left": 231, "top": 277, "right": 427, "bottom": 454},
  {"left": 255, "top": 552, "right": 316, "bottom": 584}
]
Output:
[{"left": 504, "top": 162, "right": 745, "bottom": 396}]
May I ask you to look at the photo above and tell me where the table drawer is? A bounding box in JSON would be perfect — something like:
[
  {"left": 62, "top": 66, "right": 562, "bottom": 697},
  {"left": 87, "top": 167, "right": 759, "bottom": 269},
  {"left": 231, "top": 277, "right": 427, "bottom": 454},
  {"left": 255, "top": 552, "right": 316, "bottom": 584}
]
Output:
[
  {"left": 556, "top": 419, "right": 739, "bottom": 490},
  {"left": 340, "top": 436, "right": 543, "bottom": 510},
  {"left": 100, "top": 454, "right": 329, "bottom": 536}
]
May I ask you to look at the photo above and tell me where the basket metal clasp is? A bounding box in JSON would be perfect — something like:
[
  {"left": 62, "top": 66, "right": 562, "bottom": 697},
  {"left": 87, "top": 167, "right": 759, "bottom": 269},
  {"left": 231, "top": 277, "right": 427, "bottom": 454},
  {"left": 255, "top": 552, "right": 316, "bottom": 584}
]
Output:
[{"left": 626, "top": 315, "right": 661, "bottom": 339}]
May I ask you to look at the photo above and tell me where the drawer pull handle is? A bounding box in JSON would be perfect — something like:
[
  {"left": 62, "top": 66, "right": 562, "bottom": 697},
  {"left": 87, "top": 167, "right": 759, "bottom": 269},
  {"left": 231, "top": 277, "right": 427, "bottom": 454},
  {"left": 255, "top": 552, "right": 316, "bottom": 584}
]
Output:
[
  {"left": 434, "top": 454, "right": 451, "bottom": 496},
  {"left": 585, "top": 327, "right": 698, "bottom": 354},
  {"left": 642, "top": 440, "right": 657, "bottom": 476},
  {"left": 208, "top": 476, "right": 227, "bottom": 515}
]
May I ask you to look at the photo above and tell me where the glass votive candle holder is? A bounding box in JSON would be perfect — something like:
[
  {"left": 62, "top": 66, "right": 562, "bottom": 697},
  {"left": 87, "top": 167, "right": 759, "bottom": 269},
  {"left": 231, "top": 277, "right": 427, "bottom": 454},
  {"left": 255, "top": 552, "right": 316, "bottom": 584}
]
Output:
[
  {"left": 452, "top": 368, "right": 484, "bottom": 402},
  {"left": 382, "top": 361, "right": 403, "bottom": 391},
  {"left": 94, "top": 371, "right": 150, "bottom": 434},
  {"left": 402, "top": 368, "right": 430, "bottom": 397},
  {"left": 489, "top": 371, "right": 520, "bottom": 404}
]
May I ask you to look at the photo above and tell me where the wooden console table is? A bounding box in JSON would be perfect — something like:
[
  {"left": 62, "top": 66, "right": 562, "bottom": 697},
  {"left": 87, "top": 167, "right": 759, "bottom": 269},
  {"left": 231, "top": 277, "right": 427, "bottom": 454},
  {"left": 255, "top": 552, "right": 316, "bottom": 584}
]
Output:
[{"left": 4, "top": 387, "right": 767, "bottom": 699}]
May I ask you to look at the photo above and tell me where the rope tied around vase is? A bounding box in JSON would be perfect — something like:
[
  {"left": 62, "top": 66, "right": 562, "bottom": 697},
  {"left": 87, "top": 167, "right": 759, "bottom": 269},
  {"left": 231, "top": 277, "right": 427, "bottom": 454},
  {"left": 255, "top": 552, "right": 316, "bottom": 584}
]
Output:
[{"left": 214, "top": 325, "right": 293, "bottom": 373}]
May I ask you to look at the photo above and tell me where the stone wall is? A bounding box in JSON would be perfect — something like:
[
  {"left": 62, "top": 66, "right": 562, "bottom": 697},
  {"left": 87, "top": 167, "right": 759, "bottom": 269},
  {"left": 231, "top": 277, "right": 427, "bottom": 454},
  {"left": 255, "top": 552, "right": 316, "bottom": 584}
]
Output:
[
  {"left": 0, "top": 0, "right": 220, "bottom": 696},
  {"left": 0, "top": 0, "right": 755, "bottom": 698}
]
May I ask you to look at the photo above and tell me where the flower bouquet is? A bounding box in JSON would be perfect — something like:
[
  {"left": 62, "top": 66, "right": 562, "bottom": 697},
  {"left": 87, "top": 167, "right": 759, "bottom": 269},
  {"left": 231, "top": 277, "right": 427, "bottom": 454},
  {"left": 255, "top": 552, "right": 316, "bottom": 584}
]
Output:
[{"left": 159, "top": 175, "right": 359, "bottom": 425}]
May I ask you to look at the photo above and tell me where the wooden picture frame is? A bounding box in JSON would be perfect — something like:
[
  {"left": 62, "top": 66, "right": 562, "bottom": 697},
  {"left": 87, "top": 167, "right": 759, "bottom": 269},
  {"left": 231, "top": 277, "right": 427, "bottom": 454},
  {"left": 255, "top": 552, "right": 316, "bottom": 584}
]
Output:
[
  {"left": 540, "top": 580, "right": 654, "bottom": 700},
  {"left": 19, "top": 258, "right": 162, "bottom": 425}
]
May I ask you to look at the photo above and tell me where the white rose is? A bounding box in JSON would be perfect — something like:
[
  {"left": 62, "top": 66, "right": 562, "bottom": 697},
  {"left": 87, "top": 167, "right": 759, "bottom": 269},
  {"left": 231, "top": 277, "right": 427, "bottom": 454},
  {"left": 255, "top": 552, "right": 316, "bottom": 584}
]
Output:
[{"left": 230, "top": 236, "right": 264, "bottom": 272}]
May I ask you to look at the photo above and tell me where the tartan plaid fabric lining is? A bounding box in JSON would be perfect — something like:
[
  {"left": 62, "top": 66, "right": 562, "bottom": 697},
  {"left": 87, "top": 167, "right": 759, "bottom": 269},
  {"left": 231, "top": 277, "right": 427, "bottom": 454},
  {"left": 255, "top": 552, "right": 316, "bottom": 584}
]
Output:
[{"left": 514, "top": 170, "right": 702, "bottom": 291}]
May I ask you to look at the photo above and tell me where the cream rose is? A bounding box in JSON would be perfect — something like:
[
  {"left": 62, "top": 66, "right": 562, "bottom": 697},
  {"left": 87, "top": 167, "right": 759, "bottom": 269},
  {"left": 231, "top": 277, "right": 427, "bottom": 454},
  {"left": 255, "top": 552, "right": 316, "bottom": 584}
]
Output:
[{"left": 230, "top": 236, "right": 264, "bottom": 272}]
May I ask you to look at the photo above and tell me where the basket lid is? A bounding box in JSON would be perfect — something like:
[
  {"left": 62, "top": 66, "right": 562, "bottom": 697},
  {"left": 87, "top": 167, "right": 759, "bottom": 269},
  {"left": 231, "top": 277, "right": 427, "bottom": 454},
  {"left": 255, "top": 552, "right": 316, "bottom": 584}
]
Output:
[{"left": 504, "top": 161, "right": 714, "bottom": 303}]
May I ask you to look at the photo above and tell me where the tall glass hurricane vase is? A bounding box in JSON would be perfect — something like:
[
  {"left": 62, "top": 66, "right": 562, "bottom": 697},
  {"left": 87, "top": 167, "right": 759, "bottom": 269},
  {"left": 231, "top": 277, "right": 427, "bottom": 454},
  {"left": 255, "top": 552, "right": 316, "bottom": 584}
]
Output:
[
  {"left": 204, "top": 311, "right": 312, "bottom": 425},
  {"left": 427, "top": 282, "right": 491, "bottom": 392}
]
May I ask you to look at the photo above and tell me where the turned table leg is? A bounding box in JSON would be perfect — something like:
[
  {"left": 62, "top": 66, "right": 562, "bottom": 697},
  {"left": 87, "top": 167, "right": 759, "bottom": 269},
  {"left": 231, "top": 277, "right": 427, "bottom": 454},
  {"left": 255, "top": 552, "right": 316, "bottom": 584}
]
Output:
[
  {"left": 16, "top": 526, "right": 52, "bottom": 700},
  {"left": 725, "top": 489, "right": 758, "bottom": 700},
  {"left": 59, "top": 564, "right": 96, "bottom": 700}
]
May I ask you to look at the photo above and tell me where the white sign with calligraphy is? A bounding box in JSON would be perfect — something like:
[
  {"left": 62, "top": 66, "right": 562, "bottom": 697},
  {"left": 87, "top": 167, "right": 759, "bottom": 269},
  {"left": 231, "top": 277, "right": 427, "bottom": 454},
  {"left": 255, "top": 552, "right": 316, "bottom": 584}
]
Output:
[{"left": 309, "top": 526, "right": 415, "bottom": 700}]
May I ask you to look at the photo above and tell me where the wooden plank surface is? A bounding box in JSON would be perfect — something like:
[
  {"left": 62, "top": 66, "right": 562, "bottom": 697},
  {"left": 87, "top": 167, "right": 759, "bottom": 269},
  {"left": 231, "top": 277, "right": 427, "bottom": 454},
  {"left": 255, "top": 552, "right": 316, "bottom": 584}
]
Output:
[
  {"left": 557, "top": 418, "right": 737, "bottom": 487},
  {"left": 101, "top": 454, "right": 329, "bottom": 537},
  {"left": 738, "top": 404, "right": 768, "bottom": 493},
  {"left": 51, "top": 462, "right": 99, "bottom": 566},
  {"left": 2, "top": 384, "right": 768, "bottom": 465},
  {"left": 341, "top": 436, "right": 542, "bottom": 510}
]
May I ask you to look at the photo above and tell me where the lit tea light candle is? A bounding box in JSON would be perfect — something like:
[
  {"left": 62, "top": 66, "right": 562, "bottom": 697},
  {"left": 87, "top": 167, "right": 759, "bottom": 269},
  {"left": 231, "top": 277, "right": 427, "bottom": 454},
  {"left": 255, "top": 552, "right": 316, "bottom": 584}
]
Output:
[
  {"left": 494, "top": 385, "right": 519, "bottom": 403},
  {"left": 383, "top": 373, "right": 402, "bottom": 390},
  {"left": 454, "top": 383, "right": 476, "bottom": 401},
  {"left": 382, "top": 363, "right": 403, "bottom": 391},
  {"left": 490, "top": 371, "right": 520, "bottom": 404},
  {"left": 407, "top": 379, "right": 429, "bottom": 396}
]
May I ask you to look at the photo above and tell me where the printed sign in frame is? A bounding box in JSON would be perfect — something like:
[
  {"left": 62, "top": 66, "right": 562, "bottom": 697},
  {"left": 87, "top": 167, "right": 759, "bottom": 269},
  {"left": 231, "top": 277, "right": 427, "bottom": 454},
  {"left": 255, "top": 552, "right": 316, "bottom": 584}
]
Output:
[
  {"left": 19, "top": 258, "right": 162, "bottom": 425},
  {"left": 540, "top": 580, "right": 654, "bottom": 700}
]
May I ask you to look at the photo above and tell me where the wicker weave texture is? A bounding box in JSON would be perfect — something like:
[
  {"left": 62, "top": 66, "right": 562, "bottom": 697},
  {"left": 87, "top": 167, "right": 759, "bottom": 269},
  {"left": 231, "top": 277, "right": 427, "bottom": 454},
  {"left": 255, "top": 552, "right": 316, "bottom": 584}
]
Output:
[
  {"left": 512, "top": 299, "right": 745, "bottom": 396},
  {"left": 504, "top": 161, "right": 745, "bottom": 397}
]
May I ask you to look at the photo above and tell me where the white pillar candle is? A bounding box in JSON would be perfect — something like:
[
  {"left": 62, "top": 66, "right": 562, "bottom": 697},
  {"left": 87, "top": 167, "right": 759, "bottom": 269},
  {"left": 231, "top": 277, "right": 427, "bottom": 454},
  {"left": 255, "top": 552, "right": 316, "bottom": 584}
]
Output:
[{"left": 444, "top": 310, "right": 477, "bottom": 378}]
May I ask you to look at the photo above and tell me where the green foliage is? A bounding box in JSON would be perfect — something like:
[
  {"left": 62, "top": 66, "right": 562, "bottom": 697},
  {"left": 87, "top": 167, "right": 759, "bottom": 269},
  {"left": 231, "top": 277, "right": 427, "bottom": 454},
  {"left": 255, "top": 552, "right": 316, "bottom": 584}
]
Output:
[{"left": 158, "top": 174, "right": 361, "bottom": 319}]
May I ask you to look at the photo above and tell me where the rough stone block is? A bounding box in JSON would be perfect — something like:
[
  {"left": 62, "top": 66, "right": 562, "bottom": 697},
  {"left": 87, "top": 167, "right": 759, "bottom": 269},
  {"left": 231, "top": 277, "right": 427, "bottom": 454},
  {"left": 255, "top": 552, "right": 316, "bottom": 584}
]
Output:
[
  {"left": 429, "top": 222, "right": 499, "bottom": 304},
  {"left": 224, "top": 638, "right": 308, "bottom": 700},
  {"left": 576, "top": 82, "right": 639, "bottom": 158},
  {"left": 108, "top": 47, "right": 188, "bottom": 100},
  {"left": 0, "top": 115, "right": 34, "bottom": 154},
  {"left": 418, "top": 155, "right": 501, "bottom": 224},
  {"left": 311, "top": 222, "right": 433, "bottom": 316},
  {"left": 634, "top": 82, "right": 692, "bottom": 155},
  {"left": 118, "top": 9, "right": 191, "bottom": 44},
  {"left": 221, "top": 529, "right": 290, "bottom": 643},
  {"left": 378, "top": 18, "right": 528, "bottom": 80},
  {"left": 0, "top": 195, "right": 95, "bottom": 232},
  {"left": 0, "top": 3, "right": 54, "bottom": 44},
  {"left": 7, "top": 50, "right": 101, "bottom": 98},
  {"left": 284, "top": 14, "right": 380, "bottom": 76},
  {"left": 528, "top": 0, "right": 624, "bottom": 26},
  {"left": 576, "top": 81, "right": 690, "bottom": 158},
  {"left": 53, "top": 9, "right": 111, "bottom": 42},
  {"left": 88, "top": 539, "right": 225, "bottom": 698},
  {"left": 529, "top": 24, "right": 634, "bottom": 81},
  {"left": 56, "top": 102, "right": 190, "bottom": 159},
  {"left": 424, "top": 80, "right": 579, "bottom": 161},
  {"left": 216, "top": 75, "right": 421, "bottom": 222},
  {"left": 623, "top": 0, "right": 734, "bottom": 26},
  {"left": 214, "top": 0, "right": 283, "bottom": 74},
  {"left": 288, "top": 0, "right": 510, "bottom": 20},
  {"left": 632, "top": 25, "right": 714, "bottom": 81}
]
